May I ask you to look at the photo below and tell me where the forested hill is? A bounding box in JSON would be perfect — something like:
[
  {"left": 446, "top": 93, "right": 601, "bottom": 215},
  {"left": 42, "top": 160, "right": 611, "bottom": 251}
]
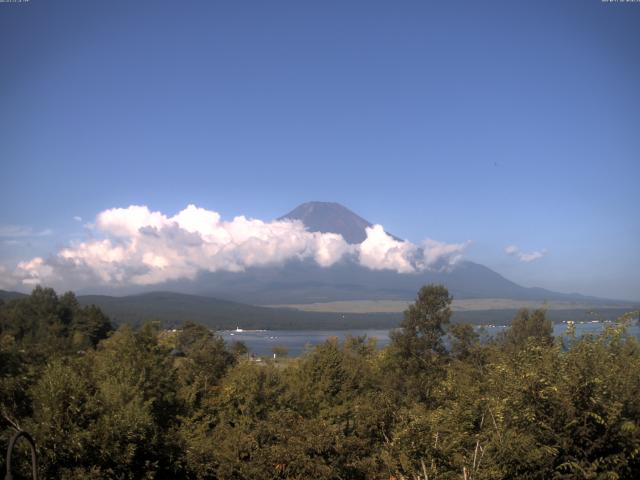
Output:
[
  {"left": 0, "top": 289, "right": 26, "bottom": 302},
  {"left": 75, "top": 291, "right": 401, "bottom": 330},
  {"left": 2, "top": 289, "right": 634, "bottom": 330},
  {"left": 1, "top": 289, "right": 400, "bottom": 329},
  {"left": 77, "top": 291, "right": 636, "bottom": 329}
]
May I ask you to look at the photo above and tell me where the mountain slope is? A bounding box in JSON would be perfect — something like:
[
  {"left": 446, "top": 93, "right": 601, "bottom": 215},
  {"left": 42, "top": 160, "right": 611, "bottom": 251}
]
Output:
[{"left": 185, "top": 258, "right": 605, "bottom": 305}]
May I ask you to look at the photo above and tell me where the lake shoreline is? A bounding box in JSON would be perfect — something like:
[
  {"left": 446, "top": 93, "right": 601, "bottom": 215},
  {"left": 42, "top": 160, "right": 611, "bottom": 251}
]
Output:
[{"left": 219, "top": 320, "right": 640, "bottom": 357}]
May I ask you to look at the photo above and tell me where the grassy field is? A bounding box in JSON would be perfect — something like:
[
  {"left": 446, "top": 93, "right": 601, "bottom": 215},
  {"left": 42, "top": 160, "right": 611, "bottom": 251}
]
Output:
[{"left": 267, "top": 298, "right": 639, "bottom": 314}]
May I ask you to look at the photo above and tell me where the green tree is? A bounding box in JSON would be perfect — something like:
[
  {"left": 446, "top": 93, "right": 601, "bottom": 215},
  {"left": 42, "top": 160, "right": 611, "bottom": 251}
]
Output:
[
  {"left": 231, "top": 340, "right": 249, "bottom": 357},
  {"left": 87, "top": 324, "right": 179, "bottom": 478},
  {"left": 174, "top": 321, "right": 235, "bottom": 411},
  {"left": 391, "top": 284, "right": 452, "bottom": 356},
  {"left": 386, "top": 284, "right": 452, "bottom": 403},
  {"left": 449, "top": 322, "right": 480, "bottom": 361},
  {"left": 72, "top": 304, "right": 113, "bottom": 348},
  {"left": 27, "top": 358, "right": 99, "bottom": 479},
  {"left": 502, "top": 308, "right": 553, "bottom": 350}
]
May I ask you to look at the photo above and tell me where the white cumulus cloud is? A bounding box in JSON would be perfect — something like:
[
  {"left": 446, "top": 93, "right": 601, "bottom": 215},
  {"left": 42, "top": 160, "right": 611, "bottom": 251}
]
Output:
[
  {"left": 7, "top": 204, "right": 469, "bottom": 289},
  {"left": 505, "top": 244, "right": 547, "bottom": 263},
  {"left": 16, "top": 257, "right": 56, "bottom": 286},
  {"left": 358, "top": 225, "right": 468, "bottom": 273},
  {"left": 420, "top": 238, "right": 468, "bottom": 268},
  {"left": 359, "top": 225, "right": 416, "bottom": 273}
]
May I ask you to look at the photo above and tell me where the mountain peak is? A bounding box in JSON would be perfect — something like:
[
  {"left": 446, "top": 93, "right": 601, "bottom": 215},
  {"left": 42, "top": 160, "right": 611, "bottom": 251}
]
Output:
[
  {"left": 279, "top": 202, "right": 373, "bottom": 244},
  {"left": 279, "top": 201, "right": 403, "bottom": 244}
]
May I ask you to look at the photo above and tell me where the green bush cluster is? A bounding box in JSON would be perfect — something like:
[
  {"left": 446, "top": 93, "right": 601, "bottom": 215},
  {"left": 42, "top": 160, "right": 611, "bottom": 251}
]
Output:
[{"left": 1, "top": 285, "right": 639, "bottom": 479}]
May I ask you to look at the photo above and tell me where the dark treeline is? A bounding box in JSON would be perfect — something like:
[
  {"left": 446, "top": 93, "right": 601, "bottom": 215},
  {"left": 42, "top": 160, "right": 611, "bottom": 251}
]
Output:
[{"left": 1, "top": 285, "right": 639, "bottom": 479}]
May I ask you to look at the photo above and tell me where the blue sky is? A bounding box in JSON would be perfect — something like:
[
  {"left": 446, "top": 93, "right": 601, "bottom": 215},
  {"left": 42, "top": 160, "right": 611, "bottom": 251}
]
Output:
[{"left": 1, "top": 0, "right": 639, "bottom": 300}]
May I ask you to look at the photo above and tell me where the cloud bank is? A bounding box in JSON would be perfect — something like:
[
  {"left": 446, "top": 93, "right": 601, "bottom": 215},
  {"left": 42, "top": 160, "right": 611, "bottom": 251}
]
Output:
[
  {"left": 505, "top": 244, "right": 547, "bottom": 263},
  {"left": 7, "top": 204, "right": 469, "bottom": 289}
]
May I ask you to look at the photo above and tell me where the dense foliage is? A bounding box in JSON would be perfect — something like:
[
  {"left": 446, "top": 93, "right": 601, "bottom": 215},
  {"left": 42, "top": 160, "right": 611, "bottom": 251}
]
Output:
[{"left": 1, "top": 285, "right": 639, "bottom": 479}]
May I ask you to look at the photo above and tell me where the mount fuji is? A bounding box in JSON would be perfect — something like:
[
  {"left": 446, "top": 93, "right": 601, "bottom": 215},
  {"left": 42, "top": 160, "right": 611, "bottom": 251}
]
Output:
[{"left": 170, "top": 201, "right": 605, "bottom": 305}]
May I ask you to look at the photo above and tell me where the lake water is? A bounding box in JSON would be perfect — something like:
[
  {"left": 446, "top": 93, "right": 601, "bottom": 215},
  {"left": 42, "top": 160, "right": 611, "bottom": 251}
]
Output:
[{"left": 220, "top": 321, "right": 640, "bottom": 357}]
